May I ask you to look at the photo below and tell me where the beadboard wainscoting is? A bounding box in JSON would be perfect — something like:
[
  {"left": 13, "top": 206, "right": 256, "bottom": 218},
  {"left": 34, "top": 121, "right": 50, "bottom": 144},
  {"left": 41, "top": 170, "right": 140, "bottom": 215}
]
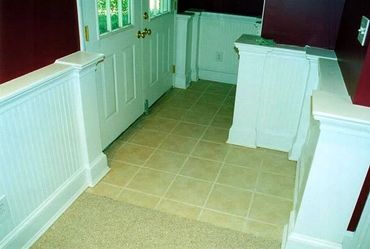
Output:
[
  {"left": 197, "top": 12, "right": 261, "bottom": 84},
  {"left": 229, "top": 35, "right": 336, "bottom": 158},
  {"left": 283, "top": 59, "right": 370, "bottom": 249},
  {"left": 0, "top": 52, "right": 109, "bottom": 249}
]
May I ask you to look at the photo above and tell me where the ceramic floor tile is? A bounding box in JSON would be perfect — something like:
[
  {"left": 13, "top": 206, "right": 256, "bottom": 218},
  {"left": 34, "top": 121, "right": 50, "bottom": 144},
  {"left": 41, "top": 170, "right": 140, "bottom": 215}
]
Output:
[
  {"left": 175, "top": 90, "right": 204, "bottom": 100},
  {"left": 171, "top": 122, "right": 207, "bottom": 139},
  {"left": 206, "top": 84, "right": 232, "bottom": 96},
  {"left": 201, "top": 126, "right": 229, "bottom": 143},
  {"left": 164, "top": 98, "right": 196, "bottom": 109},
  {"left": 116, "top": 125, "right": 139, "bottom": 142},
  {"left": 144, "top": 150, "right": 187, "bottom": 174},
  {"left": 113, "top": 143, "right": 154, "bottom": 165},
  {"left": 217, "top": 165, "right": 258, "bottom": 190},
  {"left": 256, "top": 172, "right": 295, "bottom": 199},
  {"left": 165, "top": 176, "right": 213, "bottom": 206},
  {"left": 210, "top": 114, "right": 233, "bottom": 128},
  {"left": 205, "top": 184, "right": 253, "bottom": 216},
  {"left": 249, "top": 193, "right": 292, "bottom": 225},
  {"left": 189, "top": 103, "right": 220, "bottom": 115},
  {"left": 192, "top": 141, "right": 229, "bottom": 161},
  {"left": 86, "top": 182, "right": 122, "bottom": 199},
  {"left": 229, "top": 86, "right": 237, "bottom": 96},
  {"left": 197, "top": 93, "right": 227, "bottom": 105},
  {"left": 217, "top": 105, "right": 234, "bottom": 116},
  {"left": 104, "top": 141, "right": 124, "bottom": 159},
  {"left": 262, "top": 155, "right": 297, "bottom": 177},
  {"left": 139, "top": 117, "right": 178, "bottom": 133},
  {"left": 102, "top": 161, "right": 140, "bottom": 187},
  {"left": 180, "top": 157, "right": 221, "bottom": 181},
  {"left": 129, "top": 129, "right": 167, "bottom": 148},
  {"left": 199, "top": 210, "right": 246, "bottom": 232},
  {"left": 159, "top": 134, "right": 198, "bottom": 154},
  {"left": 181, "top": 111, "right": 215, "bottom": 125},
  {"left": 157, "top": 199, "right": 201, "bottom": 220},
  {"left": 244, "top": 220, "right": 283, "bottom": 240},
  {"left": 224, "top": 96, "right": 236, "bottom": 106},
  {"left": 225, "top": 146, "right": 264, "bottom": 169},
  {"left": 116, "top": 189, "right": 160, "bottom": 209},
  {"left": 155, "top": 106, "right": 185, "bottom": 120},
  {"left": 187, "top": 81, "right": 210, "bottom": 92},
  {"left": 127, "top": 168, "right": 175, "bottom": 196}
]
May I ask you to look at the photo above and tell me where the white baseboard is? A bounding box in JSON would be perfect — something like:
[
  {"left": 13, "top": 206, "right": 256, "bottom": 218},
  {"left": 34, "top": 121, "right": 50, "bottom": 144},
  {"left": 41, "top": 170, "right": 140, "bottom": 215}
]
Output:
[
  {"left": 0, "top": 169, "right": 88, "bottom": 249},
  {"left": 174, "top": 73, "right": 191, "bottom": 89},
  {"left": 198, "top": 69, "right": 237, "bottom": 84},
  {"left": 256, "top": 131, "right": 293, "bottom": 152},
  {"left": 227, "top": 126, "right": 257, "bottom": 148},
  {"left": 284, "top": 233, "right": 343, "bottom": 249},
  {"left": 283, "top": 210, "right": 343, "bottom": 249},
  {"left": 86, "top": 153, "right": 109, "bottom": 187},
  {"left": 191, "top": 70, "right": 199, "bottom": 82}
]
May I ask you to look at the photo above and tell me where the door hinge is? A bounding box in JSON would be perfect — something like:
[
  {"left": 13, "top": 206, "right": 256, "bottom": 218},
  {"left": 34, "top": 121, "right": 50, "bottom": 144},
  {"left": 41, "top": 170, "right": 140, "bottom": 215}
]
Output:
[
  {"left": 84, "top": 25, "right": 90, "bottom": 42},
  {"left": 172, "top": 65, "right": 176, "bottom": 74}
]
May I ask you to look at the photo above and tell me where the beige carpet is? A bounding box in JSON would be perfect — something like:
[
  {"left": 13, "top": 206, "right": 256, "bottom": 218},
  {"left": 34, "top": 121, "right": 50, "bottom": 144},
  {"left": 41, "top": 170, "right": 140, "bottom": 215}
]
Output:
[{"left": 32, "top": 193, "right": 281, "bottom": 249}]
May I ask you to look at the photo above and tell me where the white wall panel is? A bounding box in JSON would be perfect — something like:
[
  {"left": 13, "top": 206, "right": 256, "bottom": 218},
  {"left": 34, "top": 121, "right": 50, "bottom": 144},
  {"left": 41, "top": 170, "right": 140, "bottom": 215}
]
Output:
[
  {"left": 198, "top": 12, "right": 261, "bottom": 84},
  {"left": 0, "top": 51, "right": 109, "bottom": 248}
]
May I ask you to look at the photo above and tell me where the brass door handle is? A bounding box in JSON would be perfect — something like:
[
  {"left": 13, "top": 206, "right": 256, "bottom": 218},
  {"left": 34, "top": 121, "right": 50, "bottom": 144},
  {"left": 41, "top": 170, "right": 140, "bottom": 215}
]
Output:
[
  {"left": 144, "top": 28, "right": 152, "bottom": 35},
  {"left": 137, "top": 30, "right": 146, "bottom": 39}
]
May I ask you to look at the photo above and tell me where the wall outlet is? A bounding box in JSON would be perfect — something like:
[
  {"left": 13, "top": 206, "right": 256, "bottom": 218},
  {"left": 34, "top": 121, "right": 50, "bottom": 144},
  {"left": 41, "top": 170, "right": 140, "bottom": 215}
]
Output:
[
  {"left": 215, "top": 51, "right": 224, "bottom": 62},
  {"left": 358, "top": 16, "right": 370, "bottom": 46}
]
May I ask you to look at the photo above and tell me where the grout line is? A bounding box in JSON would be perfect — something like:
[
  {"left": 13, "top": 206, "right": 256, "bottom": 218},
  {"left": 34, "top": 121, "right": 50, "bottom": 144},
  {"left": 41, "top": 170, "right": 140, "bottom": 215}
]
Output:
[
  {"left": 153, "top": 86, "right": 213, "bottom": 210},
  {"left": 196, "top": 86, "right": 234, "bottom": 221},
  {"left": 100, "top": 82, "right": 293, "bottom": 237}
]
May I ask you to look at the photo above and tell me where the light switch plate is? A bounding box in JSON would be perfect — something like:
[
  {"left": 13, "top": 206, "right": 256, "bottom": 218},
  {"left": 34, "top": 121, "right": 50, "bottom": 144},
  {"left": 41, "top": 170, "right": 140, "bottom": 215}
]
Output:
[{"left": 358, "top": 16, "right": 370, "bottom": 46}]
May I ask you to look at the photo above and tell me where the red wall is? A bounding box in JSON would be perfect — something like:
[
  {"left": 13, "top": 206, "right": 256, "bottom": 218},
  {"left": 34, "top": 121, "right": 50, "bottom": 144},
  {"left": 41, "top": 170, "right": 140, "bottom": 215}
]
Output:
[
  {"left": 261, "top": 0, "right": 345, "bottom": 49},
  {"left": 354, "top": 47, "right": 370, "bottom": 106},
  {"left": 0, "top": 0, "right": 80, "bottom": 84},
  {"left": 335, "top": 0, "right": 370, "bottom": 103},
  {"left": 177, "top": 0, "right": 264, "bottom": 17}
]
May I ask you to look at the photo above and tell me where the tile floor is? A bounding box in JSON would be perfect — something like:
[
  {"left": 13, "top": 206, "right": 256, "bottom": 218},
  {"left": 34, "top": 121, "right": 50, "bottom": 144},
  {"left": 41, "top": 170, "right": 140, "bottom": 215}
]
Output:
[{"left": 87, "top": 80, "right": 296, "bottom": 241}]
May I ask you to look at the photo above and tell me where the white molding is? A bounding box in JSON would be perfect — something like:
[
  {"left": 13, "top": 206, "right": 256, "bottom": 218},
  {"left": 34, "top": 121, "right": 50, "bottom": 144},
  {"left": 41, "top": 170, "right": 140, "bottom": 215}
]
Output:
[
  {"left": 75, "top": 0, "right": 85, "bottom": 51},
  {"left": 285, "top": 233, "right": 343, "bottom": 249},
  {"left": 198, "top": 69, "right": 237, "bottom": 85},
  {"left": 0, "top": 64, "right": 73, "bottom": 104},
  {"left": 200, "top": 11, "right": 261, "bottom": 24},
  {"left": 227, "top": 126, "right": 257, "bottom": 148},
  {"left": 86, "top": 153, "right": 110, "bottom": 187},
  {"left": 0, "top": 169, "right": 87, "bottom": 249}
]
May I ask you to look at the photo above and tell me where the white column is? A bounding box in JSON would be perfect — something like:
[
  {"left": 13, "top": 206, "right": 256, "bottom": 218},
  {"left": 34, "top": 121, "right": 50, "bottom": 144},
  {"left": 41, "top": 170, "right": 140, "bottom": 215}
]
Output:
[
  {"left": 283, "top": 91, "right": 370, "bottom": 249},
  {"left": 185, "top": 10, "right": 200, "bottom": 81},
  {"left": 56, "top": 51, "right": 109, "bottom": 186},
  {"left": 174, "top": 14, "right": 192, "bottom": 89}
]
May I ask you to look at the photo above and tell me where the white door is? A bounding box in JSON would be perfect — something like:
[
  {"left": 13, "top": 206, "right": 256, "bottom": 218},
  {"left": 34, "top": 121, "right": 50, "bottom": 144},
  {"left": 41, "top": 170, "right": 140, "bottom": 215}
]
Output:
[
  {"left": 80, "top": 0, "right": 175, "bottom": 148},
  {"left": 142, "top": 0, "right": 175, "bottom": 106},
  {"left": 80, "top": 0, "right": 145, "bottom": 148}
]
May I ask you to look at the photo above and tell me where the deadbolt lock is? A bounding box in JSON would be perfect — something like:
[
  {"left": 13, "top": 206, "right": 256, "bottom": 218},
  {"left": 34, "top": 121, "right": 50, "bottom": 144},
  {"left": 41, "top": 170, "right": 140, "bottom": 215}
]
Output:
[{"left": 143, "top": 12, "right": 149, "bottom": 20}]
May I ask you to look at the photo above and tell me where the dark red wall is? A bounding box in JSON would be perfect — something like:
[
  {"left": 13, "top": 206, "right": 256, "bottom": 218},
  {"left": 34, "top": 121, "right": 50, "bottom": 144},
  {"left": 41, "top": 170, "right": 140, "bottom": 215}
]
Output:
[
  {"left": 335, "top": 0, "right": 370, "bottom": 105},
  {"left": 0, "top": 0, "right": 80, "bottom": 84},
  {"left": 261, "top": 0, "right": 345, "bottom": 49},
  {"left": 177, "top": 0, "right": 264, "bottom": 17}
]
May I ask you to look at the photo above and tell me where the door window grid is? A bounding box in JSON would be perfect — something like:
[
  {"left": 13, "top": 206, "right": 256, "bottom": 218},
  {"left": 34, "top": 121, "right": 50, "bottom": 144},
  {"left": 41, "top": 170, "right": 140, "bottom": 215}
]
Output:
[
  {"left": 97, "top": 0, "right": 131, "bottom": 35},
  {"left": 149, "top": 0, "right": 170, "bottom": 18}
]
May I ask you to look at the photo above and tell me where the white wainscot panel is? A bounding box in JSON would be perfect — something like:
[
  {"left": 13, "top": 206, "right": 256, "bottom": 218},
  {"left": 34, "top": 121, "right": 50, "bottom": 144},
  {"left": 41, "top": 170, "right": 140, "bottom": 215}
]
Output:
[
  {"left": 0, "top": 51, "right": 109, "bottom": 248},
  {"left": 198, "top": 12, "right": 261, "bottom": 84}
]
